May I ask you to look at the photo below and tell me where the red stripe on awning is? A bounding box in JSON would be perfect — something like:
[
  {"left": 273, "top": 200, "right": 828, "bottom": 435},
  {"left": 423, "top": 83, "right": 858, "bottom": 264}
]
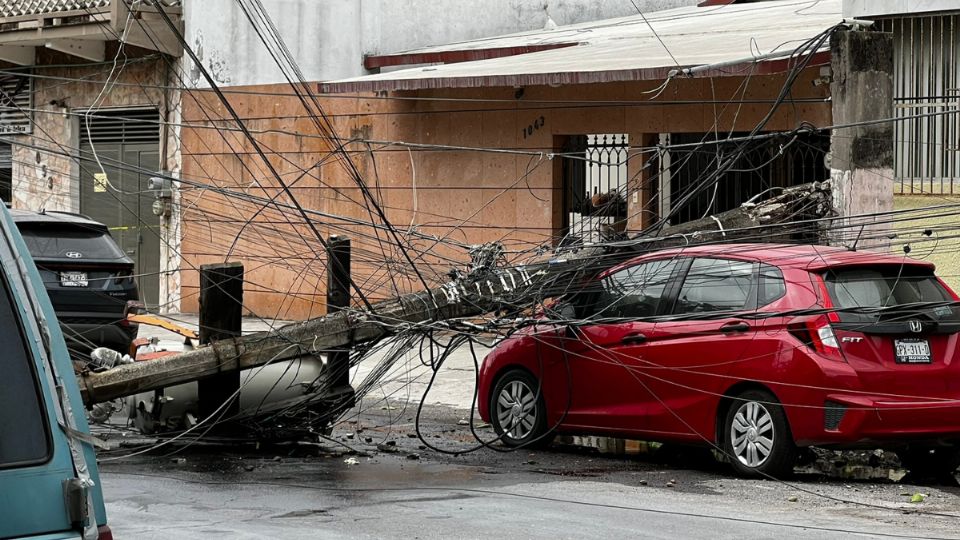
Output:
[{"left": 363, "top": 43, "right": 579, "bottom": 70}]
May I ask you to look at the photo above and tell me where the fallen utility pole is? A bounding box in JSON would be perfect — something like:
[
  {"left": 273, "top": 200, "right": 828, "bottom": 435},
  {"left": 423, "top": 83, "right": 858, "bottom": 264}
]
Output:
[{"left": 78, "top": 181, "right": 832, "bottom": 406}]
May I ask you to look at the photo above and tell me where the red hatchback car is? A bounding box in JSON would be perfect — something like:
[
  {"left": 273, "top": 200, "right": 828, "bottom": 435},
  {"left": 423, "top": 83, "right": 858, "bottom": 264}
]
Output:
[{"left": 478, "top": 243, "right": 960, "bottom": 477}]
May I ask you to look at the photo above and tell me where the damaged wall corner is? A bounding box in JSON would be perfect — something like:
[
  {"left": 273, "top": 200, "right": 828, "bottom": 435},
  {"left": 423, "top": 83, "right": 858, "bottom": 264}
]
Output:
[{"left": 828, "top": 28, "right": 895, "bottom": 249}]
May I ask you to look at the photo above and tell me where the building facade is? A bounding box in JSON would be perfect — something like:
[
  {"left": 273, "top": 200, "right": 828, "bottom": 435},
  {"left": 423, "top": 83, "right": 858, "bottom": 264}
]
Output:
[
  {"left": 0, "top": 0, "right": 693, "bottom": 314},
  {"left": 176, "top": 0, "right": 882, "bottom": 319},
  {"left": 844, "top": 0, "right": 960, "bottom": 280}
]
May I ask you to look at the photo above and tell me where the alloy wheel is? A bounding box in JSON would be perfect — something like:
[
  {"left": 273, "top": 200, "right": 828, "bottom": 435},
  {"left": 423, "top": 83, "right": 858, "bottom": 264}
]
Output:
[
  {"left": 730, "top": 400, "right": 775, "bottom": 468},
  {"left": 495, "top": 379, "right": 537, "bottom": 440}
]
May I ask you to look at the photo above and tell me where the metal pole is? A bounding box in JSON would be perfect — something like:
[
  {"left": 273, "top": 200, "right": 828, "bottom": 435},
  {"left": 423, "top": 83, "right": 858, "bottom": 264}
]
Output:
[
  {"left": 197, "top": 262, "right": 243, "bottom": 423},
  {"left": 326, "top": 236, "right": 351, "bottom": 390}
]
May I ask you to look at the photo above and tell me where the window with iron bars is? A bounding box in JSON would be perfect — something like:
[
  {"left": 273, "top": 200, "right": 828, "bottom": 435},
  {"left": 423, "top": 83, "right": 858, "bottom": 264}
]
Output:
[
  {"left": 880, "top": 15, "right": 960, "bottom": 195},
  {"left": 558, "top": 134, "right": 629, "bottom": 247}
]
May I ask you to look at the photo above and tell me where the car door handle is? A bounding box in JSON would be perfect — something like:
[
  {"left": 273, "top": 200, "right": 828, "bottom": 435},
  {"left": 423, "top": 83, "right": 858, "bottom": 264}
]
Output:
[
  {"left": 719, "top": 322, "right": 750, "bottom": 333},
  {"left": 621, "top": 333, "right": 647, "bottom": 344}
]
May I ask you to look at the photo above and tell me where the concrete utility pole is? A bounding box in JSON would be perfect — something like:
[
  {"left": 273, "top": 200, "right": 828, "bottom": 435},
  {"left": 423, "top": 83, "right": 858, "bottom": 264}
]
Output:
[
  {"left": 78, "top": 182, "right": 833, "bottom": 406},
  {"left": 829, "top": 28, "right": 895, "bottom": 249}
]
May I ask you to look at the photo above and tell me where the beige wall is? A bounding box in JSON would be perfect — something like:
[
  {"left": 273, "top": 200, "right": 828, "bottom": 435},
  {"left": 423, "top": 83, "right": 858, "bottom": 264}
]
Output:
[
  {"left": 179, "top": 68, "right": 832, "bottom": 319},
  {"left": 892, "top": 195, "right": 960, "bottom": 291}
]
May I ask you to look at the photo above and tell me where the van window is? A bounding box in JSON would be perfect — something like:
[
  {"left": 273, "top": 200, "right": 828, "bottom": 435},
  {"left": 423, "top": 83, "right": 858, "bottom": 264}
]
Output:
[{"left": 0, "top": 270, "right": 50, "bottom": 468}]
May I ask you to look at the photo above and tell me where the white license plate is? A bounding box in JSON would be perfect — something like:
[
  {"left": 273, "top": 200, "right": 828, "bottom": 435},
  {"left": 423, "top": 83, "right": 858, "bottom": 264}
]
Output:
[
  {"left": 60, "top": 272, "right": 88, "bottom": 287},
  {"left": 894, "top": 338, "right": 931, "bottom": 364}
]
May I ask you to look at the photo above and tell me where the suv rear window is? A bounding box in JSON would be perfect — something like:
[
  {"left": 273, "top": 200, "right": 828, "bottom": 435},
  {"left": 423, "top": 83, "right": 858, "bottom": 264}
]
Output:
[
  {"left": 18, "top": 225, "right": 126, "bottom": 261},
  {"left": 0, "top": 271, "right": 51, "bottom": 468},
  {"left": 823, "top": 266, "right": 960, "bottom": 323}
]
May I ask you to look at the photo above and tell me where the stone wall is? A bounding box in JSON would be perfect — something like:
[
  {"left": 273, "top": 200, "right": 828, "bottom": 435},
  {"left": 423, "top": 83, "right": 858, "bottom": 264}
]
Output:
[{"left": 7, "top": 48, "right": 182, "bottom": 311}]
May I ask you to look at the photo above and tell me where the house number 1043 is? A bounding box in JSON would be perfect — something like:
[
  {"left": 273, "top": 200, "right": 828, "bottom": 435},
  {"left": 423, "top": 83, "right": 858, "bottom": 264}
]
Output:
[{"left": 522, "top": 116, "right": 545, "bottom": 139}]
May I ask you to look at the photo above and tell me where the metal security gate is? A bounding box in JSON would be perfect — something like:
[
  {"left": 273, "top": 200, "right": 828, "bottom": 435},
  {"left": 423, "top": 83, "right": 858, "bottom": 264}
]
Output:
[
  {"left": 559, "top": 134, "right": 629, "bottom": 245},
  {"left": 78, "top": 108, "right": 161, "bottom": 306},
  {"left": 660, "top": 131, "right": 829, "bottom": 225},
  {"left": 880, "top": 15, "right": 960, "bottom": 194},
  {"left": 0, "top": 142, "right": 11, "bottom": 203}
]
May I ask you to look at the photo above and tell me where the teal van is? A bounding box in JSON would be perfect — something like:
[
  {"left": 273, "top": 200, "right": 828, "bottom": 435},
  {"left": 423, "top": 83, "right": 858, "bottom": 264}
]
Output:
[{"left": 0, "top": 203, "right": 110, "bottom": 539}]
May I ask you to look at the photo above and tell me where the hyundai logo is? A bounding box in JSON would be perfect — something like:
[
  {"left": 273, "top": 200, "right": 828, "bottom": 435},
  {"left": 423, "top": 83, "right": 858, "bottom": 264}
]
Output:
[
  {"left": 908, "top": 320, "right": 923, "bottom": 333},
  {"left": 65, "top": 251, "right": 82, "bottom": 259}
]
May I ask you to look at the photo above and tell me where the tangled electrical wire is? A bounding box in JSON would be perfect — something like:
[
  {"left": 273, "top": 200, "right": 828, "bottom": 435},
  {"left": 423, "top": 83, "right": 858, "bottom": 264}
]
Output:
[{"left": 12, "top": 2, "right": 960, "bottom": 532}]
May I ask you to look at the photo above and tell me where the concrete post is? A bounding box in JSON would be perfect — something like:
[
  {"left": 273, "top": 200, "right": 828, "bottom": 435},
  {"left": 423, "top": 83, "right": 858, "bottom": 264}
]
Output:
[{"left": 828, "top": 29, "right": 895, "bottom": 249}]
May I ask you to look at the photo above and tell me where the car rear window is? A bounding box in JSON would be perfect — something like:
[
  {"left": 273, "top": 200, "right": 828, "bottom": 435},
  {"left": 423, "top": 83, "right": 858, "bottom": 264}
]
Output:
[
  {"left": 0, "top": 270, "right": 51, "bottom": 468},
  {"left": 823, "top": 265, "right": 960, "bottom": 323},
  {"left": 18, "top": 225, "right": 126, "bottom": 261}
]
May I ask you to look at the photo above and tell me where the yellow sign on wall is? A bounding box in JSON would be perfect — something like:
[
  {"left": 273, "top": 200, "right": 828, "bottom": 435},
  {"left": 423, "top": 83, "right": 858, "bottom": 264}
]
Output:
[{"left": 93, "top": 173, "right": 107, "bottom": 193}]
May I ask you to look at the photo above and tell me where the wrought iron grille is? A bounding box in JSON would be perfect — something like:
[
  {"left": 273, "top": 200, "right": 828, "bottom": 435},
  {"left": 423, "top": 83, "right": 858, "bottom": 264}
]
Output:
[
  {"left": 0, "top": 74, "right": 31, "bottom": 135},
  {"left": 560, "top": 133, "right": 629, "bottom": 245},
  {"left": 79, "top": 107, "right": 160, "bottom": 145},
  {"left": 662, "top": 131, "right": 829, "bottom": 225}
]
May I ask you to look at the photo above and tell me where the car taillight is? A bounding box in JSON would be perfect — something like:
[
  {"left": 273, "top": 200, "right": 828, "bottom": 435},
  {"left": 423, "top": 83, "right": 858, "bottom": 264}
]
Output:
[
  {"left": 98, "top": 525, "right": 113, "bottom": 540},
  {"left": 812, "top": 316, "right": 841, "bottom": 353},
  {"left": 788, "top": 315, "right": 844, "bottom": 360},
  {"left": 814, "top": 274, "right": 840, "bottom": 324},
  {"left": 789, "top": 274, "right": 845, "bottom": 361}
]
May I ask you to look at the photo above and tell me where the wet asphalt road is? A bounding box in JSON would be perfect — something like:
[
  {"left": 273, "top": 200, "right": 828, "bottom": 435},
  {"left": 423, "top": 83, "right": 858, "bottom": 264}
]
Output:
[
  {"left": 101, "top": 321, "right": 960, "bottom": 538},
  {"left": 99, "top": 404, "right": 960, "bottom": 540}
]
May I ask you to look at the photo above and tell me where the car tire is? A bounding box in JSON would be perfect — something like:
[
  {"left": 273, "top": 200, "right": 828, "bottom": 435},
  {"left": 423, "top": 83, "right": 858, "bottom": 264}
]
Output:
[
  {"left": 489, "top": 369, "right": 550, "bottom": 448},
  {"left": 722, "top": 389, "right": 797, "bottom": 478}
]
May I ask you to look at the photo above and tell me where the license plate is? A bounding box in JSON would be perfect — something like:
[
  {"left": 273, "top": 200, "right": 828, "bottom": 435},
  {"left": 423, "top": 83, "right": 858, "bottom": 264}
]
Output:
[
  {"left": 60, "top": 272, "right": 88, "bottom": 287},
  {"left": 894, "top": 338, "right": 931, "bottom": 364}
]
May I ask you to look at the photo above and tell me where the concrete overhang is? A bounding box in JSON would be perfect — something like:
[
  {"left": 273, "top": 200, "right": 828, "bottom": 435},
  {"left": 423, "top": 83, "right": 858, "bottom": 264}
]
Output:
[
  {"left": 0, "top": 0, "right": 183, "bottom": 65},
  {"left": 843, "top": 0, "right": 960, "bottom": 19}
]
